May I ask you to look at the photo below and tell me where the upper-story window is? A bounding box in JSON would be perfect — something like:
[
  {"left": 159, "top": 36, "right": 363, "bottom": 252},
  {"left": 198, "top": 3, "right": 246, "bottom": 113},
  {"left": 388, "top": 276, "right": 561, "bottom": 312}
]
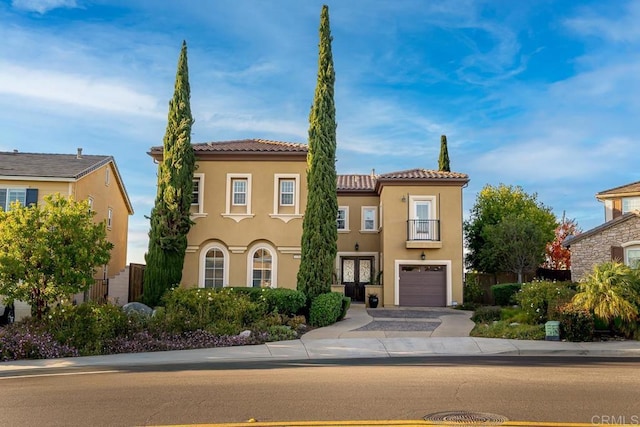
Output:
[
  {"left": 107, "top": 208, "right": 113, "bottom": 229},
  {"left": 88, "top": 197, "right": 94, "bottom": 213},
  {"left": 105, "top": 167, "right": 110, "bottom": 186},
  {"left": 337, "top": 206, "right": 349, "bottom": 231},
  {"left": 408, "top": 195, "right": 438, "bottom": 241},
  {"left": 622, "top": 197, "right": 640, "bottom": 214},
  {"left": 190, "top": 173, "right": 205, "bottom": 217},
  {"left": 232, "top": 179, "right": 247, "bottom": 205},
  {"left": 223, "top": 173, "right": 253, "bottom": 222},
  {"left": 192, "top": 179, "right": 200, "bottom": 205},
  {"left": 279, "top": 179, "right": 295, "bottom": 206},
  {"left": 361, "top": 206, "right": 378, "bottom": 232},
  {"left": 0, "top": 188, "right": 37, "bottom": 210},
  {"left": 270, "top": 174, "right": 302, "bottom": 222}
]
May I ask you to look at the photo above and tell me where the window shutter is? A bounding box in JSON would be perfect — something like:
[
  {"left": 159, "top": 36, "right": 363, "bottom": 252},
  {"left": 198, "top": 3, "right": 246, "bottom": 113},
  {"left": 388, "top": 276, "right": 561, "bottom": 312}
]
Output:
[
  {"left": 26, "top": 189, "right": 38, "bottom": 207},
  {"left": 611, "top": 246, "right": 624, "bottom": 262}
]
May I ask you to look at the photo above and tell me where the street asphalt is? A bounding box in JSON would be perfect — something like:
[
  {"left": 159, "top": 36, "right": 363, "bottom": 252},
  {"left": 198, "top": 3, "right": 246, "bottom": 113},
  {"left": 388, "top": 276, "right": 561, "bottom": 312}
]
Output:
[{"left": 1, "top": 304, "right": 639, "bottom": 373}]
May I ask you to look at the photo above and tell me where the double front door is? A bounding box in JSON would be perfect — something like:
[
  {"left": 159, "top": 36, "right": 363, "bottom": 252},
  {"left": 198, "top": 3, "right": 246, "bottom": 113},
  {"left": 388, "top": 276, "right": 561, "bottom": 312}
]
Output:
[{"left": 341, "top": 256, "right": 374, "bottom": 302}]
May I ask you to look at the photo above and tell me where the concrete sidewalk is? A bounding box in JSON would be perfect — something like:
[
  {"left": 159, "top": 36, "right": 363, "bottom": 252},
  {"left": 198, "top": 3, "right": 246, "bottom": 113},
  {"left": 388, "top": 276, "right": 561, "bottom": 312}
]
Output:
[{"left": 1, "top": 305, "right": 639, "bottom": 373}]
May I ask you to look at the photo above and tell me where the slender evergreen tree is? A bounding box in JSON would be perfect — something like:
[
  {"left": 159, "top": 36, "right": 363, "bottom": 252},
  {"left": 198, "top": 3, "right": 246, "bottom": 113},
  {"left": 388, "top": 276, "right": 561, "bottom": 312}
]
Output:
[
  {"left": 143, "top": 41, "right": 195, "bottom": 307},
  {"left": 438, "top": 134, "right": 450, "bottom": 172},
  {"left": 297, "top": 5, "right": 338, "bottom": 302}
]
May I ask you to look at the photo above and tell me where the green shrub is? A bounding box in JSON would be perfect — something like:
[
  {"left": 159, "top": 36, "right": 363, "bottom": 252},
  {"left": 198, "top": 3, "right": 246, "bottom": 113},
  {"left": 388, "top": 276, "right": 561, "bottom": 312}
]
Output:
[
  {"left": 464, "top": 275, "right": 485, "bottom": 304},
  {"left": 337, "top": 296, "right": 351, "bottom": 321},
  {"left": 470, "top": 321, "right": 545, "bottom": 340},
  {"left": 515, "top": 280, "right": 575, "bottom": 324},
  {"left": 261, "top": 288, "right": 307, "bottom": 316},
  {"left": 499, "top": 306, "right": 530, "bottom": 324},
  {"left": 558, "top": 303, "right": 594, "bottom": 342},
  {"left": 265, "top": 325, "right": 298, "bottom": 341},
  {"left": 471, "top": 306, "right": 502, "bottom": 323},
  {"left": 309, "top": 292, "right": 343, "bottom": 327},
  {"left": 44, "top": 302, "right": 132, "bottom": 356},
  {"left": 491, "top": 283, "right": 521, "bottom": 306},
  {"left": 156, "top": 287, "right": 266, "bottom": 335}
]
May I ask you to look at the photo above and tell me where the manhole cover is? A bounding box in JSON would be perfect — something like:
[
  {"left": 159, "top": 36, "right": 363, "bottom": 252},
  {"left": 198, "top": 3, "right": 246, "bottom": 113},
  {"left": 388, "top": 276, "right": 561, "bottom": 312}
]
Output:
[{"left": 424, "top": 410, "right": 508, "bottom": 425}]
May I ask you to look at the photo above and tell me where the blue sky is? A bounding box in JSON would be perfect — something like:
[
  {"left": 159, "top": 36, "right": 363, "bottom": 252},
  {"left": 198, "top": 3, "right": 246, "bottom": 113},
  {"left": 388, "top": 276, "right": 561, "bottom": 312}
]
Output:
[{"left": 2, "top": 0, "right": 639, "bottom": 264}]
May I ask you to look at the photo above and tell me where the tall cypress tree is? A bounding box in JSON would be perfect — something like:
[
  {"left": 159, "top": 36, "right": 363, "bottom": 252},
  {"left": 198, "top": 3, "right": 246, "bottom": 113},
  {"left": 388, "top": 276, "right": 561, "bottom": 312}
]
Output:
[
  {"left": 438, "top": 134, "right": 450, "bottom": 172},
  {"left": 143, "top": 41, "right": 195, "bottom": 307},
  {"left": 297, "top": 5, "right": 338, "bottom": 303}
]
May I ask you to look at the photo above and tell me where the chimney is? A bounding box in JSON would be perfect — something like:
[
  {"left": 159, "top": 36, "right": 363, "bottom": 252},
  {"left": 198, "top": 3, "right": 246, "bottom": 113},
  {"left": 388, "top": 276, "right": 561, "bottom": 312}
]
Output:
[
  {"left": 77, "top": 148, "right": 83, "bottom": 159},
  {"left": 371, "top": 168, "right": 375, "bottom": 177}
]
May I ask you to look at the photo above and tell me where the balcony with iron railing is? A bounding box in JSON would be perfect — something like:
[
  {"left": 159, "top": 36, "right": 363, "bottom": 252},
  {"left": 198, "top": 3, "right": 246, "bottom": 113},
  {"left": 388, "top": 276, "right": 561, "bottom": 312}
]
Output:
[{"left": 406, "top": 219, "right": 442, "bottom": 249}]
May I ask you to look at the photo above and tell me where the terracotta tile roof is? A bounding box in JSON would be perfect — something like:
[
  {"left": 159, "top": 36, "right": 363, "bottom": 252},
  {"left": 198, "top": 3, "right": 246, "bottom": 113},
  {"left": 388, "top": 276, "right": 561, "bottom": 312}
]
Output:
[
  {"left": 377, "top": 168, "right": 469, "bottom": 181},
  {"left": 149, "top": 139, "right": 308, "bottom": 155},
  {"left": 597, "top": 181, "right": 640, "bottom": 198},
  {"left": 337, "top": 174, "right": 377, "bottom": 191},
  {"left": 562, "top": 211, "right": 640, "bottom": 247},
  {"left": 0, "top": 151, "right": 112, "bottom": 179}
]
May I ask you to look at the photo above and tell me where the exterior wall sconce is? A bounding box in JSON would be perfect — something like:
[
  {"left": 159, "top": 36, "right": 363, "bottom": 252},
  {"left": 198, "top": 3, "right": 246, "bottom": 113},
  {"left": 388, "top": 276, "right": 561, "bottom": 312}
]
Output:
[
  {"left": 355, "top": 242, "right": 359, "bottom": 251},
  {"left": 420, "top": 251, "right": 426, "bottom": 260},
  {"left": 401, "top": 195, "right": 407, "bottom": 203}
]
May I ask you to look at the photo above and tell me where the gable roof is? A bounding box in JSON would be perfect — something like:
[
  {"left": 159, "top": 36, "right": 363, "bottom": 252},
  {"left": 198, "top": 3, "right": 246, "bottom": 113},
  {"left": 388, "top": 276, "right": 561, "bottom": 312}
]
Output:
[
  {"left": 562, "top": 211, "right": 640, "bottom": 247},
  {"left": 375, "top": 168, "right": 469, "bottom": 192},
  {"left": 0, "top": 151, "right": 133, "bottom": 214},
  {"left": 0, "top": 151, "right": 112, "bottom": 179},
  {"left": 596, "top": 181, "right": 640, "bottom": 199}
]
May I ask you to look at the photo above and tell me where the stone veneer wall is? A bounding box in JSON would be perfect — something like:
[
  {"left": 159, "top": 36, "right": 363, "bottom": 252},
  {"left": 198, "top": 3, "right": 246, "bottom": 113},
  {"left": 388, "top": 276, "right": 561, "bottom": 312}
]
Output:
[{"left": 570, "top": 215, "right": 640, "bottom": 281}]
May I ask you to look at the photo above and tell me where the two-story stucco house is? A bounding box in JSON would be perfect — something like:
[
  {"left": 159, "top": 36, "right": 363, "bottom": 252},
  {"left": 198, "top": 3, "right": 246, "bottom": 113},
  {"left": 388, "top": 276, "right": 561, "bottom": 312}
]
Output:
[
  {"left": 564, "top": 181, "right": 640, "bottom": 280},
  {"left": 0, "top": 149, "right": 134, "bottom": 303},
  {"left": 148, "top": 139, "right": 469, "bottom": 307}
]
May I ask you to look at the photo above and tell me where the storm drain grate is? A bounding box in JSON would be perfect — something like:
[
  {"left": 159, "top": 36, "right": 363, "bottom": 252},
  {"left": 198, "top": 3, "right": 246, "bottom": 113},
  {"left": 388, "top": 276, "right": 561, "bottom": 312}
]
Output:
[{"left": 423, "top": 411, "right": 508, "bottom": 425}]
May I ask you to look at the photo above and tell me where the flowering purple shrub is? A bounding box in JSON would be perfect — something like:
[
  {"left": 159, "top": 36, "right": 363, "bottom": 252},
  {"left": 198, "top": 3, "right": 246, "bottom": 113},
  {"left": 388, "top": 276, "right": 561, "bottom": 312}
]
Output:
[{"left": 0, "top": 322, "right": 79, "bottom": 361}]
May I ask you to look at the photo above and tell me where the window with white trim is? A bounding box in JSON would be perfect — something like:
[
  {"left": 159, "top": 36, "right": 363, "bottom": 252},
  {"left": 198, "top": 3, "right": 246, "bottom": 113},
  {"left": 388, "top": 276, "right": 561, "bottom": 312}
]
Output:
[
  {"left": 626, "top": 246, "right": 640, "bottom": 268},
  {"left": 361, "top": 206, "right": 377, "bottom": 231},
  {"left": 105, "top": 168, "right": 110, "bottom": 186},
  {"left": 0, "top": 188, "right": 26, "bottom": 210},
  {"left": 87, "top": 197, "right": 94, "bottom": 213},
  {"left": 190, "top": 173, "right": 205, "bottom": 216},
  {"left": 622, "top": 197, "right": 640, "bottom": 214},
  {"left": 252, "top": 248, "right": 273, "bottom": 288},
  {"left": 337, "top": 206, "right": 349, "bottom": 231},
  {"left": 192, "top": 179, "right": 200, "bottom": 205},
  {"left": 107, "top": 208, "right": 113, "bottom": 228},
  {"left": 204, "top": 248, "right": 225, "bottom": 288},
  {"left": 279, "top": 179, "right": 295, "bottom": 206},
  {"left": 232, "top": 179, "right": 247, "bottom": 205}
]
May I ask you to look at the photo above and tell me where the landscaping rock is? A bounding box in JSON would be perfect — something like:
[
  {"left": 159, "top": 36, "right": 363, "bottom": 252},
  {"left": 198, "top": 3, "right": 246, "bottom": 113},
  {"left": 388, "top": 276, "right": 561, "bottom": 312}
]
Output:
[
  {"left": 122, "top": 302, "right": 154, "bottom": 316},
  {"left": 239, "top": 330, "right": 252, "bottom": 338}
]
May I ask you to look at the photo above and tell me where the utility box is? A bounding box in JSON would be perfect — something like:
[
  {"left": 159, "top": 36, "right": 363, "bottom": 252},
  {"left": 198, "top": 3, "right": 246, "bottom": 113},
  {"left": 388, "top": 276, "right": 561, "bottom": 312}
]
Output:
[{"left": 545, "top": 321, "right": 560, "bottom": 341}]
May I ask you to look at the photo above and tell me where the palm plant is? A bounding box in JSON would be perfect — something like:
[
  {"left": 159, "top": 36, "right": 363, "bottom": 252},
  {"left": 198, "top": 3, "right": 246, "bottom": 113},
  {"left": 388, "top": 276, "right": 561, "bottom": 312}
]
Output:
[{"left": 573, "top": 262, "right": 640, "bottom": 336}]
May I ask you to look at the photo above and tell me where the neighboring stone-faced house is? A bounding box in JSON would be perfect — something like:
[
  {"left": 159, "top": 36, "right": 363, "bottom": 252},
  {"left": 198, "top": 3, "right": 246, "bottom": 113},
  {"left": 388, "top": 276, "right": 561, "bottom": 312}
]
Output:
[
  {"left": 149, "top": 139, "right": 470, "bottom": 307},
  {"left": 0, "top": 149, "right": 134, "bottom": 297},
  {"left": 564, "top": 180, "right": 640, "bottom": 280}
]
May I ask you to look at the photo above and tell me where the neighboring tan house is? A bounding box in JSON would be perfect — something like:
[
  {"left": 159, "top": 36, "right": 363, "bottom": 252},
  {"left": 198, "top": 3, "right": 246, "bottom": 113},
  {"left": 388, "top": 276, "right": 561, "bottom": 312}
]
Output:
[
  {"left": 148, "top": 139, "right": 469, "bottom": 307},
  {"left": 564, "top": 181, "right": 640, "bottom": 280},
  {"left": 0, "top": 149, "right": 134, "bottom": 304}
]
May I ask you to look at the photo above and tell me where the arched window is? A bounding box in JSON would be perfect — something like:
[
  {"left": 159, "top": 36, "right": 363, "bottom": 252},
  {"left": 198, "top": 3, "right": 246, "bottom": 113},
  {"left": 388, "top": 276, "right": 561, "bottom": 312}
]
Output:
[
  {"left": 199, "top": 243, "right": 229, "bottom": 288},
  {"left": 204, "top": 248, "right": 225, "bottom": 288},
  {"left": 626, "top": 245, "right": 640, "bottom": 269},
  {"left": 252, "top": 248, "right": 273, "bottom": 288}
]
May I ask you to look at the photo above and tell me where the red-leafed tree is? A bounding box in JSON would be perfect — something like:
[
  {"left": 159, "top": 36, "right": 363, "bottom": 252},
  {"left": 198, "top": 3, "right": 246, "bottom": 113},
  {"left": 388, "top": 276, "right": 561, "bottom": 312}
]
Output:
[{"left": 544, "top": 213, "right": 581, "bottom": 270}]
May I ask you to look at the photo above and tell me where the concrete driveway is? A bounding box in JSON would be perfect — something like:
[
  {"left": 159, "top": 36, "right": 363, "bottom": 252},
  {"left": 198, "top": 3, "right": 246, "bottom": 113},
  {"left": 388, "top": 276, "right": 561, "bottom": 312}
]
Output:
[{"left": 302, "top": 304, "right": 475, "bottom": 340}]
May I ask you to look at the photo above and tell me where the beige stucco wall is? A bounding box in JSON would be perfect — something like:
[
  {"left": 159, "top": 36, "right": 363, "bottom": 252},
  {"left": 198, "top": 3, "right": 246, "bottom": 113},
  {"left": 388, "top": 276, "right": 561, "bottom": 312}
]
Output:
[
  {"left": 378, "top": 184, "right": 466, "bottom": 306},
  {"left": 569, "top": 216, "right": 640, "bottom": 281},
  {"left": 181, "top": 158, "right": 307, "bottom": 288},
  {"left": 75, "top": 162, "right": 130, "bottom": 279},
  {"left": 0, "top": 179, "right": 71, "bottom": 200},
  {"left": 336, "top": 194, "right": 381, "bottom": 255}
]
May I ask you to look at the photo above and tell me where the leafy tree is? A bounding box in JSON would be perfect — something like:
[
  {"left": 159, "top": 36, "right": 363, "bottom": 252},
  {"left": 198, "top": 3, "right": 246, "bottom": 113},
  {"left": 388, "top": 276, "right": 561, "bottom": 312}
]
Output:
[
  {"left": 573, "top": 262, "right": 640, "bottom": 337},
  {"left": 0, "top": 194, "right": 112, "bottom": 319},
  {"left": 438, "top": 134, "right": 450, "bottom": 172},
  {"left": 144, "top": 41, "right": 195, "bottom": 307},
  {"left": 485, "top": 214, "right": 549, "bottom": 283},
  {"left": 297, "top": 5, "right": 338, "bottom": 303},
  {"left": 544, "top": 212, "right": 581, "bottom": 270},
  {"left": 464, "top": 184, "right": 557, "bottom": 275}
]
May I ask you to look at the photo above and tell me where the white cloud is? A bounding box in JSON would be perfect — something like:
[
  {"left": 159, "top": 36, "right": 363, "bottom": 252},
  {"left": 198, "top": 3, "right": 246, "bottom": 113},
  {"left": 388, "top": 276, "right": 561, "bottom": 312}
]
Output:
[
  {"left": 565, "top": 1, "right": 640, "bottom": 43},
  {"left": 11, "top": 0, "right": 79, "bottom": 14},
  {"left": 0, "top": 63, "right": 164, "bottom": 118}
]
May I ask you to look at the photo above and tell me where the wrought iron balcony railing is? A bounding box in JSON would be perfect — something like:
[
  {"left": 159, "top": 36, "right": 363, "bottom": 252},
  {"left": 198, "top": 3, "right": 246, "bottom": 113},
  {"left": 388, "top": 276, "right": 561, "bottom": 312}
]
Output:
[{"left": 407, "top": 219, "right": 440, "bottom": 241}]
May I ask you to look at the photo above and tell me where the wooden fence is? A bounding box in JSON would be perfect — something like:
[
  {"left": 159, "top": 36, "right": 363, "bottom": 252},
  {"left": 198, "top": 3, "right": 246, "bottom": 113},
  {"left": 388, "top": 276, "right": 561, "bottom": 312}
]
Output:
[
  {"left": 128, "top": 263, "right": 146, "bottom": 303},
  {"left": 85, "top": 279, "right": 109, "bottom": 304}
]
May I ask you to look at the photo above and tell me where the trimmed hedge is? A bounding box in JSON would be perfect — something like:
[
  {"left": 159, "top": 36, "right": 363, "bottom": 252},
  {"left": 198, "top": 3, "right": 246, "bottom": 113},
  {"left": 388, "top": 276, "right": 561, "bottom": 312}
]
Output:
[
  {"left": 559, "top": 303, "right": 595, "bottom": 342},
  {"left": 491, "top": 283, "right": 521, "bottom": 306},
  {"left": 337, "top": 296, "right": 351, "bottom": 321},
  {"left": 309, "top": 292, "right": 344, "bottom": 327},
  {"left": 226, "top": 287, "right": 306, "bottom": 316},
  {"left": 471, "top": 306, "right": 502, "bottom": 323}
]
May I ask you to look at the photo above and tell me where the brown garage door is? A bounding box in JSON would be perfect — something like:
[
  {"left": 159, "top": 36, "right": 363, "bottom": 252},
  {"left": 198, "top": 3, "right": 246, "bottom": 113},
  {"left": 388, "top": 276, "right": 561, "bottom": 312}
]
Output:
[{"left": 399, "top": 265, "right": 446, "bottom": 307}]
